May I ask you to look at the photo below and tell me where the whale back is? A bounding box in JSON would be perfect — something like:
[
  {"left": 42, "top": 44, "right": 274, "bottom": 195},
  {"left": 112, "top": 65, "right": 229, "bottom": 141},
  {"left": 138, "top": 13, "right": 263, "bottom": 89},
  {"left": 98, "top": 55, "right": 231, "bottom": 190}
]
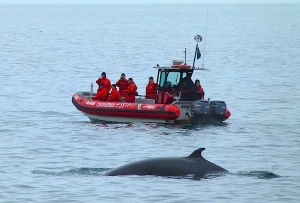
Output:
[{"left": 106, "top": 148, "right": 227, "bottom": 177}]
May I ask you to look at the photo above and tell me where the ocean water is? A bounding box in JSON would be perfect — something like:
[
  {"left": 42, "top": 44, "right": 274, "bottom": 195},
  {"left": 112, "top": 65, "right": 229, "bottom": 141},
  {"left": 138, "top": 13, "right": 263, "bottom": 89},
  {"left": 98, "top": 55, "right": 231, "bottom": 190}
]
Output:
[{"left": 1, "top": 3, "right": 300, "bottom": 202}]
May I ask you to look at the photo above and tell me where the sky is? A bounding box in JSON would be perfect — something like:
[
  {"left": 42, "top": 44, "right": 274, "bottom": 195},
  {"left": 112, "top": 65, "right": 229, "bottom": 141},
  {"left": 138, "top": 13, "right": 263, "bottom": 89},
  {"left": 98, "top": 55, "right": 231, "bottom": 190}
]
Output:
[{"left": 1, "top": 0, "right": 300, "bottom": 5}]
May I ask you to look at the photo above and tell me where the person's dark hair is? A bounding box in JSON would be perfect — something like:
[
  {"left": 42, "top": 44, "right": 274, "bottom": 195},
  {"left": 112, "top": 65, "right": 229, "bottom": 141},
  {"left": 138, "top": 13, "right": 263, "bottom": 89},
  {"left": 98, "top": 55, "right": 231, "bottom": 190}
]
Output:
[
  {"left": 112, "top": 84, "right": 116, "bottom": 88},
  {"left": 101, "top": 72, "right": 106, "bottom": 76},
  {"left": 149, "top": 76, "right": 154, "bottom": 80},
  {"left": 195, "top": 79, "right": 200, "bottom": 83},
  {"left": 128, "top": 78, "right": 133, "bottom": 81},
  {"left": 121, "top": 73, "right": 125, "bottom": 76}
]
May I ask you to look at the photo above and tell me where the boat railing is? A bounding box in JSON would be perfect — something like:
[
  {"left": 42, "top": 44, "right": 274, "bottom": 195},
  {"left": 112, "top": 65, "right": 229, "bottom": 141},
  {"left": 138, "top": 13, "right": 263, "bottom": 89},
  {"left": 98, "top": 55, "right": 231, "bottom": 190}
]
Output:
[
  {"left": 135, "top": 96, "right": 155, "bottom": 104},
  {"left": 90, "top": 83, "right": 94, "bottom": 96}
]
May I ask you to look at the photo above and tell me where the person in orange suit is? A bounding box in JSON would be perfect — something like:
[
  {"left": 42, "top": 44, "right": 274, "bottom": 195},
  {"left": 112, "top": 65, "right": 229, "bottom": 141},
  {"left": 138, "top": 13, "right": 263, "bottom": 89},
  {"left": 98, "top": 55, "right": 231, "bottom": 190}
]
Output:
[
  {"left": 116, "top": 73, "right": 128, "bottom": 96},
  {"left": 145, "top": 76, "right": 158, "bottom": 99},
  {"left": 108, "top": 84, "right": 121, "bottom": 102},
  {"left": 195, "top": 79, "right": 204, "bottom": 99},
  {"left": 96, "top": 72, "right": 111, "bottom": 92},
  {"left": 195, "top": 79, "right": 204, "bottom": 92},
  {"left": 92, "top": 83, "right": 108, "bottom": 101},
  {"left": 125, "top": 78, "right": 138, "bottom": 103}
]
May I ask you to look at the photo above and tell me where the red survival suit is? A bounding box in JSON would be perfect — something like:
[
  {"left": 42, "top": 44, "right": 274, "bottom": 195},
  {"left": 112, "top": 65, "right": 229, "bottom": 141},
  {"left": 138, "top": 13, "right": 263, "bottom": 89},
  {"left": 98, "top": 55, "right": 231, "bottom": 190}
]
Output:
[
  {"left": 125, "top": 83, "right": 138, "bottom": 103},
  {"left": 108, "top": 88, "right": 121, "bottom": 102},
  {"left": 93, "top": 87, "right": 108, "bottom": 101},
  {"left": 96, "top": 77, "right": 111, "bottom": 92},
  {"left": 145, "top": 82, "right": 158, "bottom": 99},
  {"left": 196, "top": 85, "right": 204, "bottom": 99},
  {"left": 116, "top": 78, "right": 128, "bottom": 96}
]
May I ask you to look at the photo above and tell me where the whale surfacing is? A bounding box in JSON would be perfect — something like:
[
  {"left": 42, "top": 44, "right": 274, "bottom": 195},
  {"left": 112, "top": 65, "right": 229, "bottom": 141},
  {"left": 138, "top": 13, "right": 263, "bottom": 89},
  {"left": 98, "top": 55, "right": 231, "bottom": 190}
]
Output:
[{"left": 105, "top": 148, "right": 227, "bottom": 177}]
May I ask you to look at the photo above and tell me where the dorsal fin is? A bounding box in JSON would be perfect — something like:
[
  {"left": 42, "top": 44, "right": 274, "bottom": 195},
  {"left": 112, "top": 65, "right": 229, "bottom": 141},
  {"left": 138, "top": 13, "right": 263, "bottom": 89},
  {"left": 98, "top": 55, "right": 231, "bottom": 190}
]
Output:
[{"left": 188, "top": 148, "right": 205, "bottom": 158}]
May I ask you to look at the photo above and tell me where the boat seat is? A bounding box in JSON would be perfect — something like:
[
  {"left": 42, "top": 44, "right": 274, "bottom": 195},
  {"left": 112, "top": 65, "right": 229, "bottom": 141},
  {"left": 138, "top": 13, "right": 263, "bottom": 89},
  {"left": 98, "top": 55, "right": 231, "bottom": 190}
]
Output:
[
  {"left": 156, "top": 91, "right": 174, "bottom": 104},
  {"left": 163, "top": 92, "right": 174, "bottom": 104}
]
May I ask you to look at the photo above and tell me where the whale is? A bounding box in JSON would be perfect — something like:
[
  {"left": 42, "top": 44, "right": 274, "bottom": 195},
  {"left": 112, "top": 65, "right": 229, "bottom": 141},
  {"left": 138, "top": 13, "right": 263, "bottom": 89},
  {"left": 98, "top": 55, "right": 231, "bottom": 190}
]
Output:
[{"left": 105, "top": 148, "right": 227, "bottom": 177}]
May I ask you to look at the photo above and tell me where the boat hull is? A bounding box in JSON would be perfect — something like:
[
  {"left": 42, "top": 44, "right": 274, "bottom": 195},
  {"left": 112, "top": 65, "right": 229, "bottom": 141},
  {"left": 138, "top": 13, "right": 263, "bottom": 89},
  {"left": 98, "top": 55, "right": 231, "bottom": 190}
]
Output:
[
  {"left": 72, "top": 92, "right": 180, "bottom": 123},
  {"left": 72, "top": 92, "right": 230, "bottom": 124}
]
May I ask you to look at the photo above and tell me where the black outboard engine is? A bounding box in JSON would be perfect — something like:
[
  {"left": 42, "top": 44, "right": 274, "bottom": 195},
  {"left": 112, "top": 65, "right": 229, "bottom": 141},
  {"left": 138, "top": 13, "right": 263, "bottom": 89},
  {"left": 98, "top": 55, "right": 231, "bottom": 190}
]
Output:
[
  {"left": 191, "top": 100, "right": 227, "bottom": 123},
  {"left": 210, "top": 101, "right": 227, "bottom": 117},
  {"left": 192, "top": 100, "right": 210, "bottom": 116}
]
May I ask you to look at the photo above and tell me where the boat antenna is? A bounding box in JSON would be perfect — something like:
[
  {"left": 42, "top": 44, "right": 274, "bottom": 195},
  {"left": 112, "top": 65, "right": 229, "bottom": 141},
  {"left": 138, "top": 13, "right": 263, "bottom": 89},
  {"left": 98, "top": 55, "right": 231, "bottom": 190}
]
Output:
[
  {"left": 202, "top": 8, "right": 208, "bottom": 69},
  {"left": 192, "top": 35, "right": 202, "bottom": 69},
  {"left": 184, "top": 47, "right": 187, "bottom": 65}
]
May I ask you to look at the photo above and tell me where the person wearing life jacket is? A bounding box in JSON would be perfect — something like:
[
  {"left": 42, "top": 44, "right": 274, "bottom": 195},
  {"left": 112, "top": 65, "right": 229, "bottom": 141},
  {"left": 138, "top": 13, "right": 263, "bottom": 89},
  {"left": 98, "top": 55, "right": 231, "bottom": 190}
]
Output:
[
  {"left": 125, "top": 78, "right": 138, "bottom": 103},
  {"left": 116, "top": 73, "right": 128, "bottom": 96},
  {"left": 107, "top": 84, "right": 121, "bottom": 102},
  {"left": 145, "top": 76, "right": 158, "bottom": 99},
  {"left": 96, "top": 72, "right": 111, "bottom": 92},
  {"left": 195, "top": 79, "right": 204, "bottom": 99},
  {"left": 92, "top": 83, "right": 108, "bottom": 101},
  {"left": 178, "top": 73, "right": 196, "bottom": 93},
  {"left": 177, "top": 73, "right": 197, "bottom": 101},
  {"left": 195, "top": 79, "right": 204, "bottom": 92}
]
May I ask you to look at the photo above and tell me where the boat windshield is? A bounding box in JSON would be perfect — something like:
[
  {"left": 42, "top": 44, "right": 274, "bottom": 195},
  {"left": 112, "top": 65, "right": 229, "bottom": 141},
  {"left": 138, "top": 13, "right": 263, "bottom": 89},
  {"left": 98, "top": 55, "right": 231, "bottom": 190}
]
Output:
[{"left": 159, "top": 71, "right": 187, "bottom": 88}]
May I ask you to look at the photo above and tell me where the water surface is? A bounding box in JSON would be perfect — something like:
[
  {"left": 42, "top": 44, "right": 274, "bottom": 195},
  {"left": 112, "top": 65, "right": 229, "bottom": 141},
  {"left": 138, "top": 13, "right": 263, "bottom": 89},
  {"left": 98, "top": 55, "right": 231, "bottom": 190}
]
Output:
[{"left": 1, "top": 3, "right": 300, "bottom": 202}]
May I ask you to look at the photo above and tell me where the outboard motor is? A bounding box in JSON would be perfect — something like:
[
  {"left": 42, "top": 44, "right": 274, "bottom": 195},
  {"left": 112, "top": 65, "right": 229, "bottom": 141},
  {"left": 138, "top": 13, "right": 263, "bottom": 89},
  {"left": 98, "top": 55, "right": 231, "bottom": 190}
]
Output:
[
  {"left": 191, "top": 100, "right": 227, "bottom": 123},
  {"left": 191, "top": 100, "right": 210, "bottom": 123},
  {"left": 210, "top": 101, "right": 227, "bottom": 117},
  {"left": 192, "top": 100, "right": 210, "bottom": 115}
]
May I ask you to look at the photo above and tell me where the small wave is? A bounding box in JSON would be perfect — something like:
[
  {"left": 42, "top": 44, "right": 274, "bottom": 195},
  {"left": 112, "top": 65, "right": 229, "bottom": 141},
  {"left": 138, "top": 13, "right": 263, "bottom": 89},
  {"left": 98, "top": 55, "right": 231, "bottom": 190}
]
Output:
[
  {"left": 235, "top": 170, "right": 280, "bottom": 179},
  {"left": 179, "top": 172, "right": 227, "bottom": 181},
  {"left": 32, "top": 168, "right": 227, "bottom": 180},
  {"left": 32, "top": 167, "right": 110, "bottom": 176},
  {"left": 32, "top": 169, "right": 280, "bottom": 180}
]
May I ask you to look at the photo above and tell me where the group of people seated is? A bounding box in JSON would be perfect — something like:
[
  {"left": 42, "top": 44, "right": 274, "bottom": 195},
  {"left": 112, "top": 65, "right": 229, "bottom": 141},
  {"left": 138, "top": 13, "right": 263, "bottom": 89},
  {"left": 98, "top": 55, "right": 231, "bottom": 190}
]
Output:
[
  {"left": 92, "top": 72, "right": 156, "bottom": 103},
  {"left": 92, "top": 72, "right": 138, "bottom": 102},
  {"left": 92, "top": 72, "right": 204, "bottom": 103}
]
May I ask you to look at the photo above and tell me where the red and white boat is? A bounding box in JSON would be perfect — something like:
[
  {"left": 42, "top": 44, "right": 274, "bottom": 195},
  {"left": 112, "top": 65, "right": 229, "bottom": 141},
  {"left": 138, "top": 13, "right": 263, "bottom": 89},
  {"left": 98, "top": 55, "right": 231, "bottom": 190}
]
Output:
[
  {"left": 72, "top": 35, "right": 231, "bottom": 124},
  {"left": 72, "top": 93, "right": 181, "bottom": 123}
]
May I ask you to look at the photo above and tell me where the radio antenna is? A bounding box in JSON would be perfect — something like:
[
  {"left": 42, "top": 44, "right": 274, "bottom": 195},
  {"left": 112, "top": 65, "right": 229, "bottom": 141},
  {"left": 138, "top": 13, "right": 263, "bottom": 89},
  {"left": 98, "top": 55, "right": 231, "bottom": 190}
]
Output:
[{"left": 202, "top": 8, "right": 208, "bottom": 69}]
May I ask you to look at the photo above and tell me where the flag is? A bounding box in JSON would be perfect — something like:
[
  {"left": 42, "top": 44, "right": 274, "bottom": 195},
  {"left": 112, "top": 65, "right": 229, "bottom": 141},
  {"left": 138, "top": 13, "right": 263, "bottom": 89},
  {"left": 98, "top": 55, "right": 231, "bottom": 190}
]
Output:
[{"left": 196, "top": 46, "right": 201, "bottom": 60}]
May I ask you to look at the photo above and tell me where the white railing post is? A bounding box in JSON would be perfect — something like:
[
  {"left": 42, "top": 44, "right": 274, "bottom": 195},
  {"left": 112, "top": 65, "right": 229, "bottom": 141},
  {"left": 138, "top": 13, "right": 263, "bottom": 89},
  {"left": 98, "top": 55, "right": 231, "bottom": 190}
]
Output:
[{"left": 90, "top": 83, "right": 93, "bottom": 96}]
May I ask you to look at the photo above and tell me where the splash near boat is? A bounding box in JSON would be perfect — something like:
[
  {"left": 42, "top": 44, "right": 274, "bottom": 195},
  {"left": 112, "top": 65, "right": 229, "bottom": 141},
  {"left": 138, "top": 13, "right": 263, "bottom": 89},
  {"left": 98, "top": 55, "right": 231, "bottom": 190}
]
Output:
[{"left": 72, "top": 35, "right": 231, "bottom": 124}]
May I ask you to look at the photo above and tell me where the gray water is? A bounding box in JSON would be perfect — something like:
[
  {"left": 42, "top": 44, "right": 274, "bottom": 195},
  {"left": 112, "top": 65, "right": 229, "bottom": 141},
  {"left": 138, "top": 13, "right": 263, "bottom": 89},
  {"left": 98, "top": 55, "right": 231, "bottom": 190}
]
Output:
[{"left": 1, "top": 3, "right": 300, "bottom": 202}]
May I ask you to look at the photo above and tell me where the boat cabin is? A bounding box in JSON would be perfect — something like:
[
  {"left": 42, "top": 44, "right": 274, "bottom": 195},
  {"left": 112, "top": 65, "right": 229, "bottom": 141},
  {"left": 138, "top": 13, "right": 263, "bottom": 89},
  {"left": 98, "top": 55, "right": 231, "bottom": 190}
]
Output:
[{"left": 154, "top": 63, "right": 204, "bottom": 104}]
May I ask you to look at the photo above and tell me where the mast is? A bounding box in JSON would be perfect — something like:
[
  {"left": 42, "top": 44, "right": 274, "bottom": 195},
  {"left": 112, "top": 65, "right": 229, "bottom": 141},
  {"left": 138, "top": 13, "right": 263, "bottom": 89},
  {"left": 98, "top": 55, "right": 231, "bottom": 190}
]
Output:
[{"left": 192, "top": 35, "right": 202, "bottom": 69}]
